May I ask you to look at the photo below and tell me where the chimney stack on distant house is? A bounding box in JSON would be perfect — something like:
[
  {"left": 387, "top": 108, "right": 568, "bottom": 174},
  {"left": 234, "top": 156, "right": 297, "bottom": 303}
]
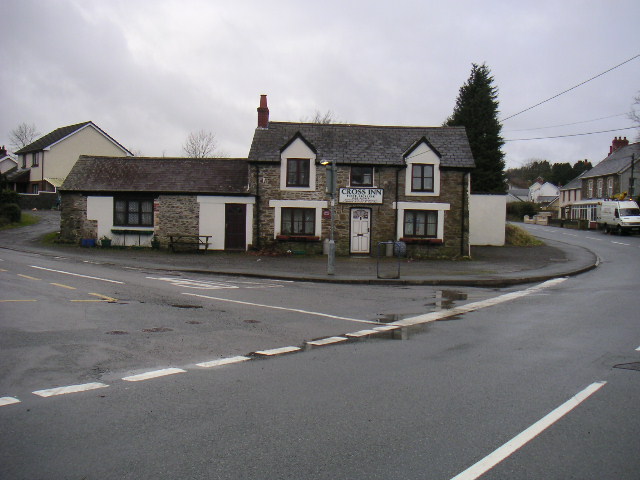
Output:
[
  {"left": 257, "top": 94, "right": 269, "bottom": 128},
  {"left": 0, "top": 145, "right": 7, "bottom": 157},
  {"left": 609, "top": 136, "right": 629, "bottom": 155}
]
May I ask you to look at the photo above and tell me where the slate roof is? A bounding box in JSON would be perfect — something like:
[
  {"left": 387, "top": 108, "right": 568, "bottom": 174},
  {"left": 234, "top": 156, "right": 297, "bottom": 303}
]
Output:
[
  {"left": 560, "top": 172, "right": 585, "bottom": 191},
  {"left": 248, "top": 122, "right": 475, "bottom": 168},
  {"left": 16, "top": 121, "right": 131, "bottom": 155},
  {"left": 60, "top": 156, "right": 250, "bottom": 194},
  {"left": 581, "top": 142, "right": 640, "bottom": 179}
]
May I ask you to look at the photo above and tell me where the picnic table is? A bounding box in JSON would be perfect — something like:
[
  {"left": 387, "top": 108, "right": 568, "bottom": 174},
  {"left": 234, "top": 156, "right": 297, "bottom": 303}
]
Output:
[{"left": 168, "top": 235, "right": 211, "bottom": 252}]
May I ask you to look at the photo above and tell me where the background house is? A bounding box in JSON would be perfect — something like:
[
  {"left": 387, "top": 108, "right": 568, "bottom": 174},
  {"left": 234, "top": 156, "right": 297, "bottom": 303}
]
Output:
[
  {"left": 580, "top": 137, "right": 639, "bottom": 201},
  {"left": 0, "top": 146, "right": 18, "bottom": 174},
  {"left": 12, "top": 121, "right": 131, "bottom": 203},
  {"left": 60, "top": 156, "right": 253, "bottom": 249},
  {"left": 248, "top": 95, "right": 477, "bottom": 258}
]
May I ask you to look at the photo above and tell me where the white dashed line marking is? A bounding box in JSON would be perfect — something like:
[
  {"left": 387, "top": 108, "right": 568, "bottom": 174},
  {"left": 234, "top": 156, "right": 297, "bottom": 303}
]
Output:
[
  {"left": 346, "top": 329, "right": 380, "bottom": 338},
  {"left": 33, "top": 382, "right": 108, "bottom": 398},
  {"left": 122, "top": 368, "right": 186, "bottom": 382},
  {"left": 0, "top": 397, "right": 21, "bottom": 406},
  {"left": 196, "top": 356, "right": 251, "bottom": 368},
  {"left": 254, "top": 346, "right": 301, "bottom": 356},
  {"left": 307, "top": 336, "right": 348, "bottom": 346},
  {"left": 373, "top": 325, "right": 401, "bottom": 331},
  {"left": 611, "top": 241, "right": 630, "bottom": 246},
  {"left": 30, "top": 266, "right": 124, "bottom": 284}
]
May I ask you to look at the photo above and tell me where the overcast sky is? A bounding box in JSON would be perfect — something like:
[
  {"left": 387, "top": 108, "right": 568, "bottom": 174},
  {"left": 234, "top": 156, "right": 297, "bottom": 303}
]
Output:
[{"left": 2, "top": 0, "right": 639, "bottom": 170}]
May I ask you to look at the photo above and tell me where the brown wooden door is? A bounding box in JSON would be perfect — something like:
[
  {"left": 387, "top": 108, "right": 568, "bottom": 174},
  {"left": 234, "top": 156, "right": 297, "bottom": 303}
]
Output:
[{"left": 225, "top": 204, "right": 246, "bottom": 250}]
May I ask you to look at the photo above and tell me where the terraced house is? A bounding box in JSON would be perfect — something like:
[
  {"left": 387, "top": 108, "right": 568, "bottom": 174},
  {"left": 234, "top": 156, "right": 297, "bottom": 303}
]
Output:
[
  {"left": 60, "top": 96, "right": 478, "bottom": 258},
  {"left": 248, "top": 96, "right": 476, "bottom": 258}
]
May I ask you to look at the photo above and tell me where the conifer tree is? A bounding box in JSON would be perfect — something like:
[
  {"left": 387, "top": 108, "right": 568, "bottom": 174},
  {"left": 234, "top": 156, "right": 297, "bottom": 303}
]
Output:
[{"left": 445, "top": 63, "right": 506, "bottom": 193}]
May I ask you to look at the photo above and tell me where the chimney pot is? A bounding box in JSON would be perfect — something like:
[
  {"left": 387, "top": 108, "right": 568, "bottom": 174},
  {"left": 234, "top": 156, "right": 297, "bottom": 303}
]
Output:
[{"left": 257, "top": 94, "right": 269, "bottom": 128}]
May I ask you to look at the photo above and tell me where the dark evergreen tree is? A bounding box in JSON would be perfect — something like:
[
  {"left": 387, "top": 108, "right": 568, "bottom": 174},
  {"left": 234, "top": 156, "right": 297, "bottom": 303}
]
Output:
[{"left": 445, "top": 63, "right": 506, "bottom": 194}]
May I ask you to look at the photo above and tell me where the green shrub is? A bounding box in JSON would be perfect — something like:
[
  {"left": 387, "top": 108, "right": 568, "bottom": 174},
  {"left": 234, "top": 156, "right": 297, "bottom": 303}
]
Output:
[
  {"left": 0, "top": 203, "right": 21, "bottom": 223},
  {"left": 0, "top": 190, "right": 19, "bottom": 205},
  {"left": 506, "top": 201, "right": 539, "bottom": 220}
]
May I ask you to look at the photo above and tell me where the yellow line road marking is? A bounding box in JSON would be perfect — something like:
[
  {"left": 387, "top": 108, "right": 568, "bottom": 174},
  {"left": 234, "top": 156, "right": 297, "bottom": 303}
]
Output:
[
  {"left": 70, "top": 293, "right": 118, "bottom": 303},
  {"left": 0, "top": 299, "right": 37, "bottom": 302},
  {"left": 50, "top": 282, "right": 76, "bottom": 290},
  {"left": 18, "top": 274, "right": 41, "bottom": 280},
  {"left": 89, "top": 293, "right": 118, "bottom": 302}
]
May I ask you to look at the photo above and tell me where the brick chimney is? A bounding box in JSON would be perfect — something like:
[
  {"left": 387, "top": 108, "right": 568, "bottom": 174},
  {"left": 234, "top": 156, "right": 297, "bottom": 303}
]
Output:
[
  {"left": 0, "top": 145, "right": 6, "bottom": 157},
  {"left": 609, "top": 136, "right": 629, "bottom": 155},
  {"left": 257, "top": 94, "right": 269, "bottom": 128}
]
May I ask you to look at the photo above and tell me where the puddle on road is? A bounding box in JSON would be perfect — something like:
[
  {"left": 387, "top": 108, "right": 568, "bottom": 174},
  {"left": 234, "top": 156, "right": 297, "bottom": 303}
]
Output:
[
  {"left": 171, "top": 304, "right": 203, "bottom": 309},
  {"left": 105, "top": 330, "right": 129, "bottom": 335},
  {"left": 185, "top": 320, "right": 203, "bottom": 325},
  {"left": 243, "top": 319, "right": 261, "bottom": 324},
  {"left": 142, "top": 327, "right": 173, "bottom": 333}
]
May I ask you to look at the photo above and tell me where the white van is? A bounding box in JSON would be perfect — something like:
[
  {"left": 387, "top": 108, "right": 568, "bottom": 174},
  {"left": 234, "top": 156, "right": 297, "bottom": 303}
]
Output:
[{"left": 596, "top": 200, "right": 640, "bottom": 234}]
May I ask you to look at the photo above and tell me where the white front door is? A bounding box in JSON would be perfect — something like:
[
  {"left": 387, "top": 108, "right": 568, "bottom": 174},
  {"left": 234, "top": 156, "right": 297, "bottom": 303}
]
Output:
[{"left": 350, "top": 208, "right": 371, "bottom": 254}]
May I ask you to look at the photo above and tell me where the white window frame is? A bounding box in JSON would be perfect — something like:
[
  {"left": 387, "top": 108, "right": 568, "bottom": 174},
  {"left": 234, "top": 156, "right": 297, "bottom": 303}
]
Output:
[
  {"left": 607, "top": 177, "right": 614, "bottom": 197},
  {"left": 279, "top": 138, "right": 317, "bottom": 192},
  {"left": 268, "top": 200, "right": 327, "bottom": 238},
  {"left": 404, "top": 141, "right": 441, "bottom": 197},
  {"left": 596, "top": 178, "right": 603, "bottom": 198},
  {"left": 394, "top": 202, "right": 450, "bottom": 241},
  {"left": 587, "top": 180, "right": 593, "bottom": 198}
]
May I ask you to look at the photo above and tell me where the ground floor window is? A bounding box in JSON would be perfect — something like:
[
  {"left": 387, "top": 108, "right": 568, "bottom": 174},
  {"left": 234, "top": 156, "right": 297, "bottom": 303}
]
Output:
[
  {"left": 403, "top": 210, "right": 437, "bottom": 237},
  {"left": 114, "top": 197, "right": 154, "bottom": 227},
  {"left": 281, "top": 207, "right": 315, "bottom": 235}
]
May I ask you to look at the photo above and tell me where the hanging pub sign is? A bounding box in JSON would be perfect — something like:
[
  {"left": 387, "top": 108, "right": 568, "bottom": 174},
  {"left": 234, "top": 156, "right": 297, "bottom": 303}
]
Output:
[{"left": 338, "top": 187, "right": 384, "bottom": 204}]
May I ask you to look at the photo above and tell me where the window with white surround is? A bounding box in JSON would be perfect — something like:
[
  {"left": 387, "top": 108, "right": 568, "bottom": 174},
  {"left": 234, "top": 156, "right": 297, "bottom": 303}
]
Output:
[
  {"left": 607, "top": 177, "right": 614, "bottom": 197},
  {"left": 404, "top": 140, "right": 441, "bottom": 197},
  {"left": 269, "top": 200, "right": 327, "bottom": 238},
  {"left": 587, "top": 180, "right": 593, "bottom": 198},
  {"left": 596, "top": 178, "right": 603, "bottom": 198},
  {"left": 279, "top": 135, "right": 317, "bottom": 192},
  {"left": 395, "top": 201, "right": 449, "bottom": 241}
]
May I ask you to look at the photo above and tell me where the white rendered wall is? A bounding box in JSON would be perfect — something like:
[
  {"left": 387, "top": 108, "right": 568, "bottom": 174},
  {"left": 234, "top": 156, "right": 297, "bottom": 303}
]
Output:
[
  {"left": 198, "top": 196, "right": 255, "bottom": 250},
  {"left": 469, "top": 194, "right": 506, "bottom": 246}
]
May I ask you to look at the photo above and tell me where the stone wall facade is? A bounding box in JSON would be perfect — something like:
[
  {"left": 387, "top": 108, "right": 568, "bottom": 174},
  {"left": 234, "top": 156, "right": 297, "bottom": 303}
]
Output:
[
  {"left": 251, "top": 163, "right": 470, "bottom": 258},
  {"left": 59, "top": 193, "right": 96, "bottom": 243},
  {"left": 155, "top": 195, "right": 200, "bottom": 247}
]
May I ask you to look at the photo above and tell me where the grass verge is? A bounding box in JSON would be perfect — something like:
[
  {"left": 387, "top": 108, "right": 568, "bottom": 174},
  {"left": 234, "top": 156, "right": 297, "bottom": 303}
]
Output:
[
  {"left": 505, "top": 224, "right": 544, "bottom": 246},
  {"left": 0, "top": 212, "right": 40, "bottom": 230}
]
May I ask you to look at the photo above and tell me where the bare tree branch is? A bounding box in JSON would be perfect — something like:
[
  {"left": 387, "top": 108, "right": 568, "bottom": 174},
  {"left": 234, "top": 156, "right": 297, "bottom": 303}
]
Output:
[
  {"left": 629, "top": 92, "right": 640, "bottom": 141},
  {"left": 182, "top": 130, "right": 224, "bottom": 158},
  {"left": 301, "top": 110, "right": 343, "bottom": 124},
  {"left": 9, "top": 122, "right": 40, "bottom": 150}
]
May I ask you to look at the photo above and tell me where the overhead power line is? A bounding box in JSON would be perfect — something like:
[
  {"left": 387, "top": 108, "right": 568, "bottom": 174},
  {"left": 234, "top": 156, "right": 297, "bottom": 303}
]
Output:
[
  {"left": 504, "top": 125, "right": 637, "bottom": 142},
  {"left": 501, "top": 54, "right": 640, "bottom": 122},
  {"left": 503, "top": 112, "right": 629, "bottom": 133}
]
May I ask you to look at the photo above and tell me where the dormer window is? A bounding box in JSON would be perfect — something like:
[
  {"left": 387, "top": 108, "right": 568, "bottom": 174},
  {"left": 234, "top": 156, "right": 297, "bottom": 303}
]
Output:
[
  {"left": 286, "top": 158, "right": 310, "bottom": 187},
  {"left": 404, "top": 138, "right": 441, "bottom": 197},
  {"left": 411, "top": 164, "right": 434, "bottom": 192},
  {"left": 350, "top": 166, "right": 373, "bottom": 187}
]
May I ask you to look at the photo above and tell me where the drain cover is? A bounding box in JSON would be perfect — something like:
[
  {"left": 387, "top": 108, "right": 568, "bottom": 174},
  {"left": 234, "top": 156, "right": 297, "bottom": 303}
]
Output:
[{"left": 613, "top": 362, "right": 640, "bottom": 372}]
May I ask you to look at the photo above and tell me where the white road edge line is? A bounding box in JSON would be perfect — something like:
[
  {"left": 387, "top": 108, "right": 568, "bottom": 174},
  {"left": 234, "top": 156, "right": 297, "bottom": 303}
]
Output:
[
  {"left": 307, "top": 337, "right": 348, "bottom": 346},
  {"left": 122, "top": 368, "right": 186, "bottom": 382},
  {"left": 254, "top": 346, "right": 301, "bottom": 356},
  {"left": 196, "top": 356, "right": 251, "bottom": 368},
  {"left": 449, "top": 381, "right": 607, "bottom": 480},
  {"left": 182, "top": 293, "right": 374, "bottom": 324},
  {"left": 33, "top": 382, "right": 109, "bottom": 398},
  {"left": 30, "top": 266, "right": 124, "bottom": 284},
  {"left": 391, "top": 278, "right": 568, "bottom": 327},
  {"left": 0, "top": 396, "right": 21, "bottom": 406}
]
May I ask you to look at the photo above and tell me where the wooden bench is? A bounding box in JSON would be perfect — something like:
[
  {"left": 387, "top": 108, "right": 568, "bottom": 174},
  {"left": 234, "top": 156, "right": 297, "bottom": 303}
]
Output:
[{"left": 168, "top": 235, "right": 211, "bottom": 253}]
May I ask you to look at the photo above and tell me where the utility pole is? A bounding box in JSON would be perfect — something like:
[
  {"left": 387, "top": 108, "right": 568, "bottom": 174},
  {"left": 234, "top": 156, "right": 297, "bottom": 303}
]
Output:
[
  {"left": 322, "top": 159, "right": 336, "bottom": 275},
  {"left": 630, "top": 153, "right": 636, "bottom": 198}
]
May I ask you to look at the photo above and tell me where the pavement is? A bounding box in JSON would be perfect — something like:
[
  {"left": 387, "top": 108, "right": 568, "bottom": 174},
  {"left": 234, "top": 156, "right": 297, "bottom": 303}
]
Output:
[{"left": 0, "top": 210, "right": 599, "bottom": 287}]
